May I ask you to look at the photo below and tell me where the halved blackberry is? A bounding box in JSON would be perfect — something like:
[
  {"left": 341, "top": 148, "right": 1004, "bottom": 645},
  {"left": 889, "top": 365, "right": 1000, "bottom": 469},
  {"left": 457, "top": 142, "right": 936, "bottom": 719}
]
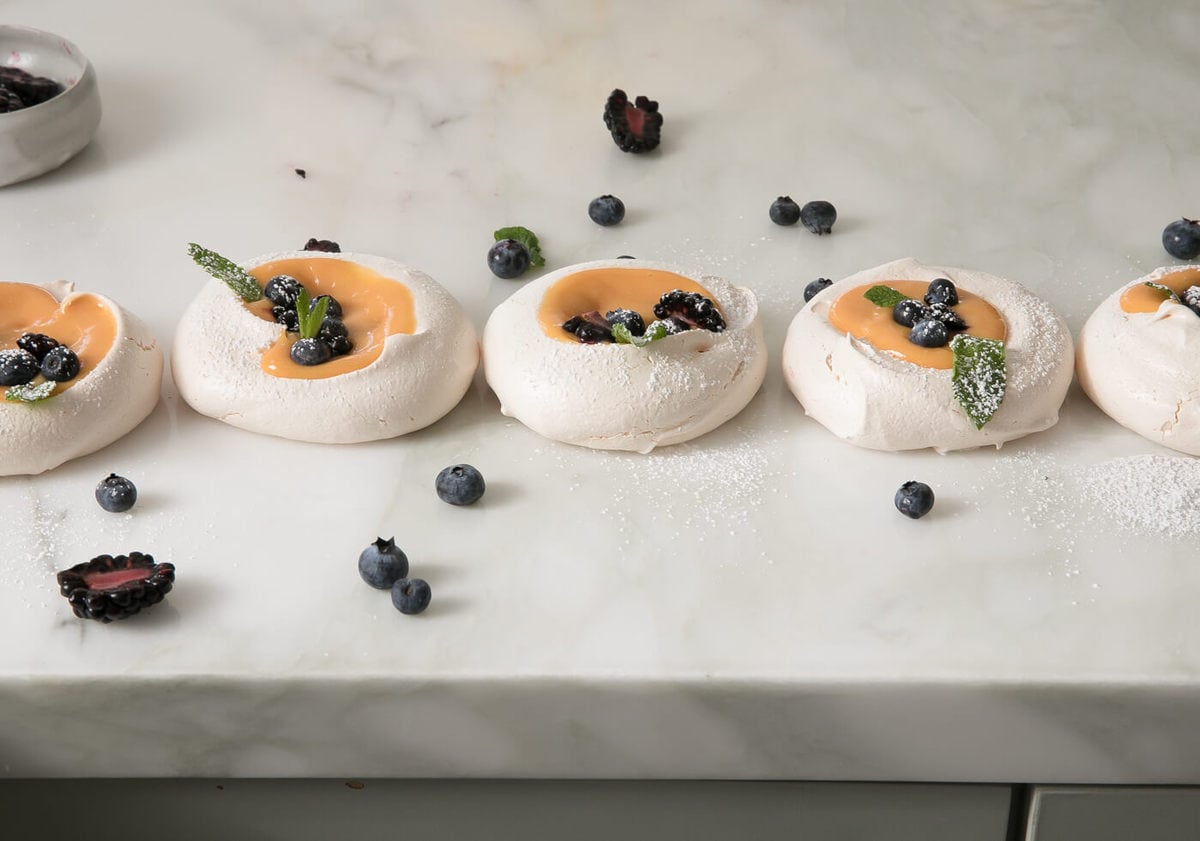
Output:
[
  {"left": 56, "top": 552, "right": 175, "bottom": 623},
  {"left": 605, "top": 308, "right": 645, "bottom": 336},
  {"left": 303, "top": 238, "right": 341, "bottom": 253},
  {"left": 16, "top": 332, "right": 60, "bottom": 362},
  {"left": 655, "top": 317, "right": 689, "bottom": 335},
  {"left": 653, "top": 290, "right": 725, "bottom": 332},
  {"left": 264, "top": 275, "right": 302, "bottom": 308},
  {"left": 562, "top": 311, "right": 613, "bottom": 343},
  {"left": 603, "top": 89, "right": 663, "bottom": 153},
  {"left": 272, "top": 305, "right": 300, "bottom": 332}
]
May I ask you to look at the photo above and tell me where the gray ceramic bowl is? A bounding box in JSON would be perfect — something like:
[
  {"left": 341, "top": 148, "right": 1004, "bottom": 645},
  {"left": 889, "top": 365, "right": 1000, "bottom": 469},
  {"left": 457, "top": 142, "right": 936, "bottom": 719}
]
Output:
[{"left": 0, "top": 25, "right": 101, "bottom": 187}]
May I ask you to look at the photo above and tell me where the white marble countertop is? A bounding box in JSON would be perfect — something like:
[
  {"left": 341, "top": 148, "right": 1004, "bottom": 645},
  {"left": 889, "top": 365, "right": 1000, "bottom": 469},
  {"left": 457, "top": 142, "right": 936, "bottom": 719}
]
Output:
[{"left": 2, "top": 0, "right": 1199, "bottom": 782}]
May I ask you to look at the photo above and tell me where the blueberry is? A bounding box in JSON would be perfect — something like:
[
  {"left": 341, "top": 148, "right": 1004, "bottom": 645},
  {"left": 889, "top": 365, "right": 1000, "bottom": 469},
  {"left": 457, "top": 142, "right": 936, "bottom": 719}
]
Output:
[
  {"left": 487, "top": 239, "right": 531, "bottom": 279},
  {"left": 264, "top": 275, "right": 302, "bottom": 308},
  {"left": 327, "top": 335, "right": 353, "bottom": 356},
  {"left": 909, "top": 318, "right": 949, "bottom": 348},
  {"left": 40, "top": 346, "right": 81, "bottom": 382},
  {"left": 575, "top": 323, "right": 610, "bottom": 343},
  {"left": 925, "top": 302, "right": 968, "bottom": 332},
  {"left": 303, "top": 238, "right": 341, "bottom": 253},
  {"left": 318, "top": 318, "right": 349, "bottom": 342},
  {"left": 95, "top": 473, "right": 137, "bottom": 513},
  {"left": 391, "top": 578, "right": 432, "bottom": 615},
  {"left": 311, "top": 294, "right": 342, "bottom": 319},
  {"left": 605, "top": 308, "right": 645, "bottom": 336},
  {"left": 924, "top": 278, "right": 959, "bottom": 306},
  {"left": 1163, "top": 218, "right": 1200, "bottom": 260},
  {"left": 358, "top": 537, "right": 409, "bottom": 590},
  {"left": 0, "top": 349, "right": 40, "bottom": 386},
  {"left": 769, "top": 196, "right": 801, "bottom": 226},
  {"left": 892, "top": 299, "right": 926, "bottom": 328},
  {"left": 799, "top": 200, "right": 837, "bottom": 235},
  {"left": 290, "top": 337, "right": 332, "bottom": 366},
  {"left": 1184, "top": 286, "right": 1200, "bottom": 318},
  {"left": 588, "top": 194, "right": 626, "bottom": 226},
  {"left": 272, "top": 306, "right": 300, "bottom": 332},
  {"left": 894, "top": 480, "right": 934, "bottom": 519},
  {"left": 803, "top": 278, "right": 833, "bottom": 303},
  {"left": 435, "top": 464, "right": 486, "bottom": 506}
]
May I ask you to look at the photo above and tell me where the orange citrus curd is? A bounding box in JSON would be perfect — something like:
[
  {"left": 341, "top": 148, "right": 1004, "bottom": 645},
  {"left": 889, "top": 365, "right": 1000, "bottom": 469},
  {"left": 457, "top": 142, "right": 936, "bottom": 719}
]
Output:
[
  {"left": 1119, "top": 268, "right": 1200, "bottom": 314},
  {"left": 0, "top": 282, "right": 117, "bottom": 396},
  {"left": 827, "top": 281, "right": 1006, "bottom": 370},
  {"left": 536, "top": 267, "right": 720, "bottom": 341},
  {"left": 244, "top": 258, "right": 416, "bottom": 380}
]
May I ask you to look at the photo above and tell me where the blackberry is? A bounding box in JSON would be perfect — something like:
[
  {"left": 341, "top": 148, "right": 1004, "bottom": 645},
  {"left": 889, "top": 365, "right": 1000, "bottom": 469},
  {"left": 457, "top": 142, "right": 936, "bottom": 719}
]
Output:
[
  {"left": 328, "top": 335, "right": 353, "bottom": 356},
  {"left": 40, "top": 346, "right": 81, "bottom": 382},
  {"left": 799, "top": 200, "right": 837, "bottom": 235},
  {"left": 303, "top": 238, "right": 342, "bottom": 253},
  {"left": 588, "top": 195, "right": 626, "bottom": 226},
  {"left": 311, "top": 294, "right": 342, "bottom": 319},
  {"left": 653, "top": 290, "right": 725, "bottom": 332},
  {"left": 16, "top": 332, "right": 60, "bottom": 362},
  {"left": 290, "top": 337, "right": 332, "bottom": 366},
  {"left": 603, "top": 89, "right": 663, "bottom": 153},
  {"left": 803, "top": 278, "right": 833, "bottom": 303},
  {"left": 272, "top": 305, "right": 300, "bottom": 332},
  {"left": 892, "top": 299, "right": 926, "bottom": 328},
  {"left": 56, "top": 551, "right": 175, "bottom": 623},
  {"left": 435, "top": 464, "right": 486, "bottom": 506},
  {"left": 562, "top": 316, "right": 584, "bottom": 336},
  {"left": 909, "top": 318, "right": 949, "bottom": 348},
  {"left": 653, "top": 317, "right": 688, "bottom": 335},
  {"left": 0, "top": 349, "right": 40, "bottom": 386},
  {"left": 769, "top": 196, "right": 801, "bottom": 226},
  {"left": 563, "top": 311, "right": 613, "bottom": 343},
  {"left": 605, "top": 308, "right": 646, "bottom": 336},
  {"left": 1163, "top": 218, "right": 1200, "bottom": 260},
  {"left": 894, "top": 481, "right": 935, "bottom": 519},
  {"left": 264, "top": 275, "right": 302, "bottom": 308},
  {"left": 924, "top": 277, "right": 959, "bottom": 306},
  {"left": 0, "top": 84, "right": 22, "bottom": 113},
  {"left": 0, "top": 67, "right": 62, "bottom": 107},
  {"left": 926, "top": 302, "right": 968, "bottom": 332},
  {"left": 392, "top": 578, "right": 432, "bottom": 615},
  {"left": 1183, "top": 286, "right": 1200, "bottom": 318},
  {"left": 95, "top": 474, "right": 137, "bottom": 513}
]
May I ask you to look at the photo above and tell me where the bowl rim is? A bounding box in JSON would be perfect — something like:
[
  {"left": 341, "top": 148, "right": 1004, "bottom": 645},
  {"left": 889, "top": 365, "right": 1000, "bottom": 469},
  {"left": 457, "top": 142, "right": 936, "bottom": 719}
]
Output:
[{"left": 0, "top": 24, "right": 93, "bottom": 108}]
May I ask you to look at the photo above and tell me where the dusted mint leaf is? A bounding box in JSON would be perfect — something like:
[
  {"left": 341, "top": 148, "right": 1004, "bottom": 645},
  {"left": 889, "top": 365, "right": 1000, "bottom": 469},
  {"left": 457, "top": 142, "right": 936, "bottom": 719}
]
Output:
[
  {"left": 1143, "top": 281, "right": 1179, "bottom": 302},
  {"left": 951, "top": 334, "right": 1006, "bottom": 429},
  {"left": 494, "top": 226, "right": 545, "bottom": 268},
  {"left": 5, "top": 380, "right": 56, "bottom": 403},
  {"left": 612, "top": 321, "right": 668, "bottom": 347},
  {"left": 294, "top": 288, "right": 329, "bottom": 340},
  {"left": 188, "top": 243, "right": 263, "bottom": 302},
  {"left": 863, "top": 285, "right": 908, "bottom": 308}
]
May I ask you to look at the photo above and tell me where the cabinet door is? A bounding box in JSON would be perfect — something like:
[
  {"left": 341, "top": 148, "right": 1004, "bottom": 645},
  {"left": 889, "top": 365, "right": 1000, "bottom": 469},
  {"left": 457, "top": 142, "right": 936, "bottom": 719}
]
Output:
[
  {"left": 0, "top": 780, "right": 1011, "bottom": 840},
  {"left": 1027, "top": 786, "right": 1200, "bottom": 841}
]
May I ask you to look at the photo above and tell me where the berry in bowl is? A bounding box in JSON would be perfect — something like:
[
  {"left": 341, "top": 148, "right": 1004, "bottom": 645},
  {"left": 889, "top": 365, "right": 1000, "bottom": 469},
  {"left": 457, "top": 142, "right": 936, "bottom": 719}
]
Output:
[{"left": 0, "top": 25, "right": 102, "bottom": 187}]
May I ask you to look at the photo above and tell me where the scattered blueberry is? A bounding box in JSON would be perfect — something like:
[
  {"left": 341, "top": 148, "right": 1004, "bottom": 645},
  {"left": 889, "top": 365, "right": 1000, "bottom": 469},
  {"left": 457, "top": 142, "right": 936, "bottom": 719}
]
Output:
[
  {"left": 264, "top": 275, "right": 302, "bottom": 308},
  {"left": 924, "top": 278, "right": 959, "bottom": 306},
  {"left": 290, "top": 337, "right": 332, "bottom": 366},
  {"left": 588, "top": 195, "right": 626, "bottom": 226},
  {"left": 909, "top": 318, "right": 949, "bottom": 348},
  {"left": 892, "top": 299, "right": 926, "bottom": 328},
  {"left": 894, "top": 481, "right": 935, "bottom": 519},
  {"left": 605, "top": 308, "right": 646, "bottom": 336},
  {"left": 0, "top": 349, "right": 40, "bottom": 387},
  {"left": 303, "top": 238, "right": 341, "bottom": 253},
  {"left": 1163, "top": 218, "right": 1200, "bottom": 260},
  {"left": 435, "top": 464, "right": 486, "bottom": 506},
  {"left": 16, "top": 332, "right": 59, "bottom": 362},
  {"left": 95, "top": 474, "right": 137, "bottom": 513},
  {"left": 803, "top": 278, "right": 833, "bottom": 303},
  {"left": 487, "top": 239, "right": 531, "bottom": 279},
  {"left": 391, "top": 578, "right": 432, "bottom": 615},
  {"left": 40, "top": 346, "right": 81, "bottom": 382},
  {"left": 294, "top": 168, "right": 307, "bottom": 179},
  {"left": 769, "top": 196, "right": 801, "bottom": 226},
  {"left": 799, "top": 200, "right": 837, "bottom": 235},
  {"left": 358, "top": 537, "right": 409, "bottom": 590}
]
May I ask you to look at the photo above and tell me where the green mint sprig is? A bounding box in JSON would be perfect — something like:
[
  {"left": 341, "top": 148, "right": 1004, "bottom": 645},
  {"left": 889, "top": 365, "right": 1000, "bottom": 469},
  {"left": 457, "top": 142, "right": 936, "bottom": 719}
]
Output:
[
  {"left": 188, "top": 243, "right": 263, "bottom": 302},
  {"left": 612, "top": 321, "right": 668, "bottom": 347},
  {"left": 863, "top": 285, "right": 909, "bottom": 308},
  {"left": 294, "top": 288, "right": 329, "bottom": 340},
  {"left": 1143, "top": 281, "right": 1179, "bottom": 302},
  {"left": 5, "top": 381, "right": 56, "bottom": 403},
  {"left": 494, "top": 226, "right": 545, "bottom": 268},
  {"left": 950, "top": 334, "right": 1006, "bottom": 429}
]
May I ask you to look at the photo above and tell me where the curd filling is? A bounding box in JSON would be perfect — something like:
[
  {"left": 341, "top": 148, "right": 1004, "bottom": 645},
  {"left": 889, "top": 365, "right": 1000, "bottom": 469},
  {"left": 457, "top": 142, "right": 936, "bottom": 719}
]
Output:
[
  {"left": 827, "top": 281, "right": 1006, "bottom": 369},
  {"left": 244, "top": 258, "right": 416, "bottom": 380},
  {"left": 536, "top": 267, "right": 720, "bottom": 341},
  {"left": 1119, "top": 268, "right": 1200, "bottom": 314},
  {"left": 0, "top": 282, "right": 116, "bottom": 395}
]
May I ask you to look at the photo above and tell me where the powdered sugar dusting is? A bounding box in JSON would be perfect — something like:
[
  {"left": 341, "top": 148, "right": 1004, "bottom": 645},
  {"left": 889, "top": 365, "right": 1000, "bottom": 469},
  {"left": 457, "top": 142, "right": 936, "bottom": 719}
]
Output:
[{"left": 1078, "top": 454, "right": 1200, "bottom": 539}]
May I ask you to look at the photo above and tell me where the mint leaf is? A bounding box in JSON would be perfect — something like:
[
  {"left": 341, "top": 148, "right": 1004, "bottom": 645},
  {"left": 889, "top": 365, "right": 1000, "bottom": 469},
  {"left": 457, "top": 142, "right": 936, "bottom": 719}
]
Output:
[
  {"left": 951, "top": 334, "right": 1006, "bottom": 429},
  {"left": 5, "top": 381, "right": 56, "bottom": 403},
  {"left": 612, "top": 321, "right": 668, "bottom": 347},
  {"left": 188, "top": 243, "right": 263, "bottom": 302},
  {"left": 294, "top": 288, "right": 329, "bottom": 340},
  {"left": 1144, "top": 281, "right": 1179, "bottom": 302},
  {"left": 494, "top": 226, "right": 545, "bottom": 268},
  {"left": 863, "top": 285, "right": 909, "bottom": 308}
]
